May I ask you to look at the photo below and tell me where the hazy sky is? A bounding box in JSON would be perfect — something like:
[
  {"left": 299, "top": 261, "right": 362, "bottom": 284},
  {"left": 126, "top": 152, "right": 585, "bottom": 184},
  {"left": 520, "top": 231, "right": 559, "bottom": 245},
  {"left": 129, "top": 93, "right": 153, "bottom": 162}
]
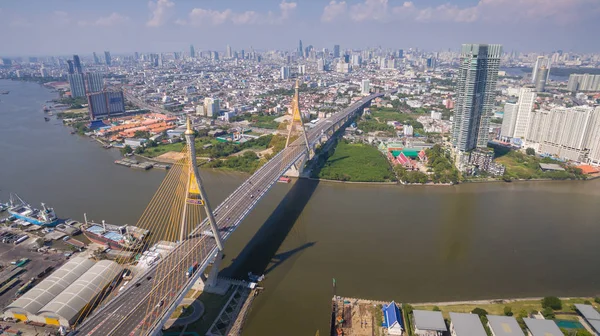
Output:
[{"left": 2, "top": 0, "right": 600, "bottom": 56}]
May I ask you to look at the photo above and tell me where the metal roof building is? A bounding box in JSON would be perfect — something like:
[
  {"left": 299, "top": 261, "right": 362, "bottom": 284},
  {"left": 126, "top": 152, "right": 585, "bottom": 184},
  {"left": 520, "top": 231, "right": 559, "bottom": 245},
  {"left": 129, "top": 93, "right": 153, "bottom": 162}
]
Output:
[
  {"left": 487, "top": 315, "right": 525, "bottom": 336},
  {"left": 37, "top": 260, "right": 122, "bottom": 327},
  {"left": 3, "top": 257, "right": 95, "bottom": 322},
  {"left": 413, "top": 310, "right": 447, "bottom": 336},
  {"left": 523, "top": 318, "right": 562, "bottom": 336},
  {"left": 449, "top": 312, "right": 487, "bottom": 336},
  {"left": 574, "top": 304, "right": 600, "bottom": 334}
]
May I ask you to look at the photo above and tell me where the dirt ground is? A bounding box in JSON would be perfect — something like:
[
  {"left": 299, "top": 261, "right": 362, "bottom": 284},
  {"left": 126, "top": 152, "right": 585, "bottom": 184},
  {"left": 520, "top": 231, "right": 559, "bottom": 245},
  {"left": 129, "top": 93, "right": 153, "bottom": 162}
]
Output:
[{"left": 155, "top": 151, "right": 186, "bottom": 162}]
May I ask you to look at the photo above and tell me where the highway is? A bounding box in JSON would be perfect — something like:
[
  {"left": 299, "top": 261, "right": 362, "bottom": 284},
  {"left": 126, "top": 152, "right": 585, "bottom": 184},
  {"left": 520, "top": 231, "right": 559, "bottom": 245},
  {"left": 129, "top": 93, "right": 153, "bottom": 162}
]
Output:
[{"left": 74, "top": 92, "right": 383, "bottom": 336}]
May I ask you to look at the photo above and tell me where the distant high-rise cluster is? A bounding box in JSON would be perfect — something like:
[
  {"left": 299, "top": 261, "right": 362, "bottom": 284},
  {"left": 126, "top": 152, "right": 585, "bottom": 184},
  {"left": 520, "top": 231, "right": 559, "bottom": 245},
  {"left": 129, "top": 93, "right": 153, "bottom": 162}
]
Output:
[
  {"left": 280, "top": 66, "right": 290, "bottom": 79},
  {"left": 451, "top": 43, "right": 502, "bottom": 155},
  {"left": 104, "top": 51, "right": 111, "bottom": 65},
  {"left": 190, "top": 44, "right": 195, "bottom": 58},
  {"left": 333, "top": 45, "right": 340, "bottom": 58}
]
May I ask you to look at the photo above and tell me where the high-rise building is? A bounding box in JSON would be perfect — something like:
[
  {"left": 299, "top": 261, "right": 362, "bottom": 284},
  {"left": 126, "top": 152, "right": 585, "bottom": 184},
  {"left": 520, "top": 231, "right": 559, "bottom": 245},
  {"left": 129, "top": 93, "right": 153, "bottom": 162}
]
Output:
[
  {"left": 535, "top": 66, "right": 549, "bottom": 92},
  {"left": 361, "top": 79, "right": 370, "bottom": 96},
  {"left": 87, "top": 90, "right": 126, "bottom": 120},
  {"left": 567, "top": 74, "right": 600, "bottom": 92},
  {"left": 73, "top": 55, "right": 82, "bottom": 73},
  {"left": 426, "top": 57, "right": 436, "bottom": 70},
  {"left": 68, "top": 73, "right": 86, "bottom": 97},
  {"left": 298, "top": 65, "right": 306, "bottom": 75},
  {"left": 531, "top": 56, "right": 551, "bottom": 84},
  {"left": 226, "top": 45, "right": 232, "bottom": 59},
  {"left": 92, "top": 52, "right": 100, "bottom": 65},
  {"left": 104, "top": 51, "right": 111, "bottom": 66},
  {"left": 451, "top": 44, "right": 502, "bottom": 154},
  {"left": 500, "top": 103, "right": 518, "bottom": 139},
  {"left": 66, "top": 60, "right": 75, "bottom": 74},
  {"left": 190, "top": 45, "right": 195, "bottom": 58},
  {"left": 85, "top": 72, "right": 104, "bottom": 93},
  {"left": 317, "top": 59, "right": 325, "bottom": 72},
  {"left": 333, "top": 45, "right": 340, "bottom": 58},
  {"left": 526, "top": 106, "right": 600, "bottom": 163},
  {"left": 398, "top": 49, "right": 404, "bottom": 58},
  {"left": 351, "top": 55, "right": 361, "bottom": 67},
  {"left": 40, "top": 67, "right": 49, "bottom": 78},
  {"left": 134, "top": 52, "right": 139, "bottom": 62},
  {"left": 298, "top": 40, "right": 303, "bottom": 57},
  {"left": 204, "top": 98, "right": 219, "bottom": 118},
  {"left": 512, "top": 88, "right": 537, "bottom": 139},
  {"left": 281, "top": 66, "right": 290, "bottom": 79}
]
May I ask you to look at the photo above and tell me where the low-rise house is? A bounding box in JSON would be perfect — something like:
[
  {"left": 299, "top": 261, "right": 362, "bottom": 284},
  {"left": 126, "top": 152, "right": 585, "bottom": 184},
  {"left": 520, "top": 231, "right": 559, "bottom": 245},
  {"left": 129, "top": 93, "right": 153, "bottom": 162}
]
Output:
[
  {"left": 523, "top": 318, "right": 562, "bottom": 336},
  {"left": 449, "top": 313, "right": 486, "bottom": 336},
  {"left": 382, "top": 301, "right": 404, "bottom": 335},
  {"left": 413, "top": 310, "right": 447, "bottom": 336},
  {"left": 487, "top": 315, "right": 525, "bottom": 336},
  {"left": 574, "top": 304, "right": 600, "bottom": 334}
]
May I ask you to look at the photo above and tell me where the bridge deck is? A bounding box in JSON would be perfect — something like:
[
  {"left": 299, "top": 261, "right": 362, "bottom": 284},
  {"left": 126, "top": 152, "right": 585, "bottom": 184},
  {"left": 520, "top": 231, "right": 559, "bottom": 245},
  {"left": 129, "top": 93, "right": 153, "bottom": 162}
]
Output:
[{"left": 74, "top": 93, "right": 383, "bottom": 336}]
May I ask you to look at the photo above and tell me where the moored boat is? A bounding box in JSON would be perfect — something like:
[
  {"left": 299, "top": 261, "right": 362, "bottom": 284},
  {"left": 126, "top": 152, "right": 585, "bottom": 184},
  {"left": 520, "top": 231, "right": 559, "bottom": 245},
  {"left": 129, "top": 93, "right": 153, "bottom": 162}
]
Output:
[
  {"left": 82, "top": 214, "right": 149, "bottom": 250},
  {"left": 7, "top": 194, "right": 59, "bottom": 227}
]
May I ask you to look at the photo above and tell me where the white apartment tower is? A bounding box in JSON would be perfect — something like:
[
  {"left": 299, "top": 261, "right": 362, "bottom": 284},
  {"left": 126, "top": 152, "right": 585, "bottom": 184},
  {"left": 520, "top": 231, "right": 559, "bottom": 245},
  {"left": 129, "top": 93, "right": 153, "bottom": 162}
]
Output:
[{"left": 501, "top": 88, "right": 537, "bottom": 139}]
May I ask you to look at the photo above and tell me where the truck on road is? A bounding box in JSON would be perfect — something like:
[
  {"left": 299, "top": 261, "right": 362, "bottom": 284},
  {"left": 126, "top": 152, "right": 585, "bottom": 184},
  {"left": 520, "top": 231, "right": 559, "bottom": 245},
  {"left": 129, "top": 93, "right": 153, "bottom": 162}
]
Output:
[{"left": 186, "top": 262, "right": 199, "bottom": 277}]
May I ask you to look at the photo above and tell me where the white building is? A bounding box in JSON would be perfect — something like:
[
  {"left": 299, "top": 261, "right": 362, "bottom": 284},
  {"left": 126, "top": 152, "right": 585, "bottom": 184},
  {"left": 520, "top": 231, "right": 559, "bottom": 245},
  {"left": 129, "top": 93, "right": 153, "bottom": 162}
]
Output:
[
  {"left": 526, "top": 106, "right": 600, "bottom": 164},
  {"left": 501, "top": 88, "right": 536, "bottom": 139},
  {"left": 431, "top": 111, "right": 442, "bottom": 120},
  {"left": 361, "top": 79, "right": 370, "bottom": 95},
  {"left": 298, "top": 65, "right": 306, "bottom": 75},
  {"left": 404, "top": 125, "right": 414, "bottom": 136},
  {"left": 204, "top": 98, "right": 220, "bottom": 118},
  {"left": 316, "top": 59, "right": 325, "bottom": 72}
]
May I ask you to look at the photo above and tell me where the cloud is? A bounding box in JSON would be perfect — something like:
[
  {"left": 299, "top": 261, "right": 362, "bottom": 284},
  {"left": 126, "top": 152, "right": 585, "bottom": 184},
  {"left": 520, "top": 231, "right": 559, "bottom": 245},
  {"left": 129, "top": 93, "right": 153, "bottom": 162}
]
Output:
[
  {"left": 147, "top": 0, "right": 174, "bottom": 27},
  {"left": 321, "top": 0, "right": 600, "bottom": 24},
  {"left": 78, "top": 13, "right": 130, "bottom": 27},
  {"left": 321, "top": 1, "right": 347, "bottom": 22},
  {"left": 178, "top": 1, "right": 296, "bottom": 26}
]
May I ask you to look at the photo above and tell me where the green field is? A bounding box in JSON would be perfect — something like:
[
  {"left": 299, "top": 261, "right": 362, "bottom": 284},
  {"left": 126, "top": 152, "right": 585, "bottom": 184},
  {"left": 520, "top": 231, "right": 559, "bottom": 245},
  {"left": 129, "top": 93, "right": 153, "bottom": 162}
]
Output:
[
  {"left": 144, "top": 142, "right": 186, "bottom": 158},
  {"left": 316, "top": 141, "right": 395, "bottom": 182},
  {"left": 494, "top": 150, "right": 586, "bottom": 180}
]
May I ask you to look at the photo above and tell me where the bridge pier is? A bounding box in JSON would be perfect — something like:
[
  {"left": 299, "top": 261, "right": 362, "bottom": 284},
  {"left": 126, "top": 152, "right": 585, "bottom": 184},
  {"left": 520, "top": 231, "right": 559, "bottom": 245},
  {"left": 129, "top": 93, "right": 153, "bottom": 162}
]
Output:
[{"left": 192, "top": 251, "right": 230, "bottom": 295}]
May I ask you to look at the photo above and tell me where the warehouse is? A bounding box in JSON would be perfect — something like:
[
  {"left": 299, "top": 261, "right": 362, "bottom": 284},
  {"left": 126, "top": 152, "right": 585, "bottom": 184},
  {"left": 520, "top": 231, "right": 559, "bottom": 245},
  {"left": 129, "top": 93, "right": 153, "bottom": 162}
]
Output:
[
  {"left": 3, "top": 257, "right": 95, "bottom": 322},
  {"left": 37, "top": 260, "right": 123, "bottom": 327}
]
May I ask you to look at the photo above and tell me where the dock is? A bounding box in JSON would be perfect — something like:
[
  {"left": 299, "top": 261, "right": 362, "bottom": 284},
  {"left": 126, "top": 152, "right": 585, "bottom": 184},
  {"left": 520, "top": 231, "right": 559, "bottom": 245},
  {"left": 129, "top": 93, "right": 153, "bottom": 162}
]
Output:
[{"left": 114, "top": 158, "right": 170, "bottom": 171}]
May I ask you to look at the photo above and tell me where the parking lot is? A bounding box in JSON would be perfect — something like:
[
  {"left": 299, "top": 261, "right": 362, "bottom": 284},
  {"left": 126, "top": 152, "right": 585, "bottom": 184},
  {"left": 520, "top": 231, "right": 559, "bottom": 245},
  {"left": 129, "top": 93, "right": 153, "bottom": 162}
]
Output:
[{"left": 0, "top": 241, "right": 67, "bottom": 310}]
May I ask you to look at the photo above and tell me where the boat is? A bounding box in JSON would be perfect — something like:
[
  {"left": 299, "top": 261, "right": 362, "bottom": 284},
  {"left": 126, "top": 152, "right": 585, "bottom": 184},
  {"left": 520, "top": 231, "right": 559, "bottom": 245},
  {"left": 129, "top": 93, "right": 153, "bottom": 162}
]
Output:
[
  {"left": 0, "top": 202, "right": 7, "bottom": 212},
  {"left": 43, "top": 105, "right": 50, "bottom": 112},
  {"left": 81, "top": 214, "right": 149, "bottom": 250},
  {"left": 278, "top": 176, "right": 291, "bottom": 183},
  {"left": 44, "top": 117, "right": 50, "bottom": 122},
  {"left": 0, "top": 91, "right": 9, "bottom": 95},
  {"left": 7, "top": 194, "right": 59, "bottom": 227},
  {"left": 48, "top": 112, "right": 53, "bottom": 116}
]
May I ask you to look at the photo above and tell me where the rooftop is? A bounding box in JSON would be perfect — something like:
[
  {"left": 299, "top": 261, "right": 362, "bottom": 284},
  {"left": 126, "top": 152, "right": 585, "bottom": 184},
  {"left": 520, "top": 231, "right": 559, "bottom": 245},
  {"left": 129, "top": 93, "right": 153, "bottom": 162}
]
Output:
[
  {"left": 487, "top": 315, "right": 525, "bottom": 336},
  {"left": 413, "top": 310, "right": 447, "bottom": 331},
  {"left": 574, "top": 304, "right": 600, "bottom": 321},
  {"left": 449, "top": 313, "right": 486, "bottom": 336},
  {"left": 523, "top": 318, "right": 562, "bottom": 336}
]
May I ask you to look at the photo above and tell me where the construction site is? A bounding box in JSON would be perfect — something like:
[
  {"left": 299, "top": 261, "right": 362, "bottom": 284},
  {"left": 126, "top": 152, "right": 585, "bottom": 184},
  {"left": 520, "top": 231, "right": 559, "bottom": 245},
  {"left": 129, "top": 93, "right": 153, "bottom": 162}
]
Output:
[{"left": 331, "top": 296, "right": 389, "bottom": 336}]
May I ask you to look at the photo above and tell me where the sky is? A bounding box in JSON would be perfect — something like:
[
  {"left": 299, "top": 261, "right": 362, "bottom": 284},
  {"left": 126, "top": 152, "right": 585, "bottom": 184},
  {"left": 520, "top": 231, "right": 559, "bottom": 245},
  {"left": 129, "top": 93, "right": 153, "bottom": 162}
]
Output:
[{"left": 2, "top": 0, "right": 600, "bottom": 56}]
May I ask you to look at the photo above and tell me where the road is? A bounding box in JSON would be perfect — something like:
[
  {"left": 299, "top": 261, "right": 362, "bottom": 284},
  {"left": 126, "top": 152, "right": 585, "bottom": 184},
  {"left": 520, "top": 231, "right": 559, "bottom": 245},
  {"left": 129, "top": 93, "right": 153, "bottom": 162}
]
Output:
[{"left": 74, "top": 93, "right": 383, "bottom": 336}]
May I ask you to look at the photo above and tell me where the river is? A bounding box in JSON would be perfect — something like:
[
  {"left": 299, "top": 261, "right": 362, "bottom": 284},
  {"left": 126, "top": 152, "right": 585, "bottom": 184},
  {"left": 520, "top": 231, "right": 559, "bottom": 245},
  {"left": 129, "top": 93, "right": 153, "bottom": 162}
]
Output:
[{"left": 2, "top": 80, "right": 600, "bottom": 335}]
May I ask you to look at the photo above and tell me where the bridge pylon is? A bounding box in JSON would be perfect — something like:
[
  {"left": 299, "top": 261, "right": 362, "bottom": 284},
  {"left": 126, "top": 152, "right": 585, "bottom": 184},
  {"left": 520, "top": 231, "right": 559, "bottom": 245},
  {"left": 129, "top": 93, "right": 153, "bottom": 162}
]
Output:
[
  {"left": 184, "top": 118, "right": 224, "bottom": 250},
  {"left": 284, "top": 79, "right": 312, "bottom": 177}
]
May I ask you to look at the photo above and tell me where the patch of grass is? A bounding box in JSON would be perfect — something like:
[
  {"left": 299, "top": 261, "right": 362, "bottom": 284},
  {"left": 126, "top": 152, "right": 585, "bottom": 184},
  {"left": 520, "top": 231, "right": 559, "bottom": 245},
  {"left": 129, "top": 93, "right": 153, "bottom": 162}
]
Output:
[
  {"left": 144, "top": 142, "right": 186, "bottom": 158},
  {"left": 171, "top": 304, "right": 194, "bottom": 319},
  {"left": 316, "top": 140, "right": 396, "bottom": 182}
]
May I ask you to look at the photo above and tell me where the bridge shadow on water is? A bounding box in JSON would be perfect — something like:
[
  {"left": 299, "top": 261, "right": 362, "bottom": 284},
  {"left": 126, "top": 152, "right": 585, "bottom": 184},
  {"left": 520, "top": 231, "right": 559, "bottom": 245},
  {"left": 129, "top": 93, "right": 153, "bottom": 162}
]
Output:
[{"left": 220, "top": 178, "right": 320, "bottom": 279}]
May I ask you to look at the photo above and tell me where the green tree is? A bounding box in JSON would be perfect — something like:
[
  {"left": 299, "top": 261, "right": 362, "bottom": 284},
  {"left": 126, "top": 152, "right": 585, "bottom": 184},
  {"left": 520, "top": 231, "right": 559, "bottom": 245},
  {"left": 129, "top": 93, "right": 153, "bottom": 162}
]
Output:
[
  {"left": 526, "top": 147, "right": 536, "bottom": 156},
  {"left": 134, "top": 146, "right": 145, "bottom": 154},
  {"left": 133, "top": 130, "right": 151, "bottom": 139},
  {"left": 542, "top": 296, "right": 562, "bottom": 310},
  {"left": 504, "top": 306, "right": 513, "bottom": 316},
  {"left": 432, "top": 306, "right": 441, "bottom": 312},
  {"left": 121, "top": 145, "right": 133, "bottom": 155},
  {"left": 471, "top": 308, "right": 488, "bottom": 317},
  {"left": 542, "top": 307, "right": 555, "bottom": 319},
  {"left": 403, "top": 304, "right": 414, "bottom": 314},
  {"left": 595, "top": 297, "right": 600, "bottom": 304}
]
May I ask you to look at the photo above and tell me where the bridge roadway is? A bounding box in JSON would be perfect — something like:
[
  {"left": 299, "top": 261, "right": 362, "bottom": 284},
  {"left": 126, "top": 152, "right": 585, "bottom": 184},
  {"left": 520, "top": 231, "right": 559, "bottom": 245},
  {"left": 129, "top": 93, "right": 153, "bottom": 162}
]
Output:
[{"left": 74, "top": 92, "right": 384, "bottom": 336}]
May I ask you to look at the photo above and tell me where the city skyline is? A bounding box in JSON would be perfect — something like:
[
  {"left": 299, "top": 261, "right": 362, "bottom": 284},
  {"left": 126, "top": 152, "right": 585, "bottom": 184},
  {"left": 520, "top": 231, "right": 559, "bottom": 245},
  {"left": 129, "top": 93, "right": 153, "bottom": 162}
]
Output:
[{"left": 2, "top": 0, "right": 600, "bottom": 56}]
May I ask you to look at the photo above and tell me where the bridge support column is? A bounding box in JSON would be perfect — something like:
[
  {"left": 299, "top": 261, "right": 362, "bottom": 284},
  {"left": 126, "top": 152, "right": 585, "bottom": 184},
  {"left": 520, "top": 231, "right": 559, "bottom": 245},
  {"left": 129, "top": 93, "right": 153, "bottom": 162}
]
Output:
[
  {"left": 192, "top": 251, "right": 229, "bottom": 295},
  {"left": 285, "top": 150, "right": 312, "bottom": 178}
]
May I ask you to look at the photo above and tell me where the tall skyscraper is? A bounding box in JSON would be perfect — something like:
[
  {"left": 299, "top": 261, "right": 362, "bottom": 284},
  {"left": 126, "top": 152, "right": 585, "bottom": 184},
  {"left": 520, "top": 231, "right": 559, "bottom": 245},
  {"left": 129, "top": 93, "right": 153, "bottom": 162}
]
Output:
[
  {"left": 317, "top": 59, "right": 325, "bottom": 72},
  {"left": 567, "top": 74, "right": 600, "bottom": 92},
  {"left": 500, "top": 88, "right": 536, "bottom": 139},
  {"left": 66, "top": 60, "right": 75, "bottom": 74},
  {"left": 104, "top": 51, "right": 111, "bottom": 66},
  {"left": 134, "top": 52, "right": 139, "bottom": 62},
  {"left": 68, "top": 73, "right": 86, "bottom": 97},
  {"left": 298, "top": 40, "right": 303, "bottom": 57},
  {"left": 535, "top": 66, "right": 549, "bottom": 92},
  {"left": 92, "top": 52, "right": 100, "bottom": 65},
  {"left": 361, "top": 79, "right": 370, "bottom": 95},
  {"left": 398, "top": 49, "right": 404, "bottom": 58},
  {"left": 298, "top": 65, "right": 306, "bottom": 75},
  {"left": 85, "top": 72, "right": 104, "bottom": 93},
  {"left": 333, "top": 45, "right": 340, "bottom": 58},
  {"left": 190, "top": 44, "right": 195, "bottom": 58},
  {"left": 451, "top": 44, "right": 502, "bottom": 153},
  {"left": 73, "top": 55, "right": 82, "bottom": 73},
  {"left": 531, "top": 56, "right": 551, "bottom": 84},
  {"left": 226, "top": 45, "right": 232, "bottom": 59}
]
